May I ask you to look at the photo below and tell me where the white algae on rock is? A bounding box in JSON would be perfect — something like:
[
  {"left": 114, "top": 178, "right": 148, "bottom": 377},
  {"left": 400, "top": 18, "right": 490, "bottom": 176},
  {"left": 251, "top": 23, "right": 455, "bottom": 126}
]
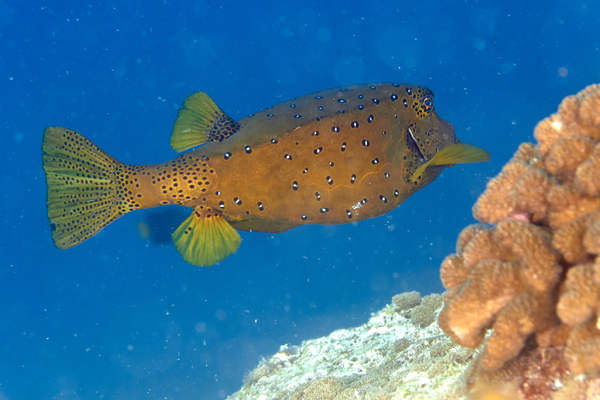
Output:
[{"left": 227, "top": 292, "right": 475, "bottom": 400}]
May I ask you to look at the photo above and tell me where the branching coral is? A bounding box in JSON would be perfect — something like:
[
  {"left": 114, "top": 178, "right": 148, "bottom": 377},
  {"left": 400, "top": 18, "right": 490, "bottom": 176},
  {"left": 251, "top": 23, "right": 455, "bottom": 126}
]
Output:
[
  {"left": 472, "top": 143, "right": 554, "bottom": 224},
  {"left": 438, "top": 219, "right": 561, "bottom": 370},
  {"left": 439, "top": 84, "right": 600, "bottom": 384}
]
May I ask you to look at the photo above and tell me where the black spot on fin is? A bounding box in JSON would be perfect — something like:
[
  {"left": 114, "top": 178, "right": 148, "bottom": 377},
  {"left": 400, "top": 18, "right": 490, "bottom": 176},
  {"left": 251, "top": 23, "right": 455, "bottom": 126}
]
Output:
[
  {"left": 42, "top": 127, "right": 126, "bottom": 249},
  {"left": 170, "top": 91, "right": 240, "bottom": 152}
]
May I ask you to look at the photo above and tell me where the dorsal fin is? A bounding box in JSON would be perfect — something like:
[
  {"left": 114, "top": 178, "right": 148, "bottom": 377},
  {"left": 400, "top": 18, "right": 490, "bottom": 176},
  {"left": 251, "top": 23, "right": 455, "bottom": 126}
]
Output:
[{"left": 170, "top": 91, "right": 240, "bottom": 152}]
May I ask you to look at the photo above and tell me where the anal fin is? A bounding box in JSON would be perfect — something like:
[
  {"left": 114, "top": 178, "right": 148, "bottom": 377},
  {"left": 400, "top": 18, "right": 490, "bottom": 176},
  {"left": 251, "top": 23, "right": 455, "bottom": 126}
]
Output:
[{"left": 172, "top": 205, "right": 241, "bottom": 267}]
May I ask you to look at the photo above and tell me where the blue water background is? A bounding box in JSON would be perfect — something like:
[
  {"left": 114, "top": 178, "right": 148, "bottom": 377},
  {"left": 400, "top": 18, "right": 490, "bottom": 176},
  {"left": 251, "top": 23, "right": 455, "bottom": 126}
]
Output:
[{"left": 1, "top": 1, "right": 599, "bottom": 398}]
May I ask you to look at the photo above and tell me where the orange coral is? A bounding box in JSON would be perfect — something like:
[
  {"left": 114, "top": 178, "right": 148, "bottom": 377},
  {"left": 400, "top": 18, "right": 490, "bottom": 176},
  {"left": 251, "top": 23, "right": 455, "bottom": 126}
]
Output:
[
  {"left": 439, "top": 84, "right": 600, "bottom": 384},
  {"left": 557, "top": 262, "right": 600, "bottom": 329},
  {"left": 472, "top": 143, "right": 555, "bottom": 224},
  {"left": 565, "top": 320, "right": 600, "bottom": 375},
  {"left": 439, "top": 220, "right": 560, "bottom": 370}
]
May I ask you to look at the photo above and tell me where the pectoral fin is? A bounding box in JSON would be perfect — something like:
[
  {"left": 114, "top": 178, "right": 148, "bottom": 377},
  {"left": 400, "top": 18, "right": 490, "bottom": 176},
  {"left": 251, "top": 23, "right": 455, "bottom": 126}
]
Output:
[
  {"left": 172, "top": 206, "right": 241, "bottom": 267},
  {"left": 410, "top": 143, "right": 491, "bottom": 182}
]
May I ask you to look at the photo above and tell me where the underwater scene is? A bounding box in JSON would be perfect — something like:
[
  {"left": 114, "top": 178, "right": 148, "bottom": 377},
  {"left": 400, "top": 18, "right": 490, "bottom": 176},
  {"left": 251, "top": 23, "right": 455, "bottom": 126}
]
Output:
[{"left": 1, "top": 0, "right": 600, "bottom": 399}]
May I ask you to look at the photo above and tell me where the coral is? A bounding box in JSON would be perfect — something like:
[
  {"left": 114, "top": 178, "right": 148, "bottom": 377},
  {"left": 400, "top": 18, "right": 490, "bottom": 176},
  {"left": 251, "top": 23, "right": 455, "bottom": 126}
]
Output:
[
  {"left": 439, "top": 219, "right": 561, "bottom": 370},
  {"left": 391, "top": 292, "right": 443, "bottom": 328},
  {"left": 392, "top": 338, "right": 411, "bottom": 353},
  {"left": 288, "top": 377, "right": 344, "bottom": 400},
  {"left": 227, "top": 85, "right": 600, "bottom": 400},
  {"left": 227, "top": 292, "right": 475, "bottom": 400},
  {"left": 440, "top": 84, "right": 600, "bottom": 384},
  {"left": 242, "top": 344, "right": 301, "bottom": 387},
  {"left": 465, "top": 340, "right": 596, "bottom": 400},
  {"left": 410, "top": 294, "right": 443, "bottom": 328},
  {"left": 472, "top": 143, "right": 554, "bottom": 224},
  {"left": 556, "top": 263, "right": 600, "bottom": 327},
  {"left": 391, "top": 291, "right": 421, "bottom": 311},
  {"left": 565, "top": 320, "right": 600, "bottom": 376}
]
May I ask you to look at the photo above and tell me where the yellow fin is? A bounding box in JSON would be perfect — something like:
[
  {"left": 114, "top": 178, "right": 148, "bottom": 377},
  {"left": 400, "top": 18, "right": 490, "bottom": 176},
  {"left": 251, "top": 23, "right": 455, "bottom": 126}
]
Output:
[
  {"left": 410, "top": 143, "right": 491, "bottom": 182},
  {"left": 42, "top": 127, "right": 125, "bottom": 249},
  {"left": 170, "top": 91, "right": 240, "bottom": 152},
  {"left": 172, "top": 206, "right": 241, "bottom": 267}
]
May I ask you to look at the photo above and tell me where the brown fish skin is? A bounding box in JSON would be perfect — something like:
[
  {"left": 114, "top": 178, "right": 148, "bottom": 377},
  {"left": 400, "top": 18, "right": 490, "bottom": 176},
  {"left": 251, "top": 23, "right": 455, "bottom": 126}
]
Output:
[
  {"left": 110, "top": 83, "right": 458, "bottom": 232},
  {"left": 183, "top": 83, "right": 458, "bottom": 231},
  {"left": 42, "top": 83, "right": 463, "bottom": 262}
]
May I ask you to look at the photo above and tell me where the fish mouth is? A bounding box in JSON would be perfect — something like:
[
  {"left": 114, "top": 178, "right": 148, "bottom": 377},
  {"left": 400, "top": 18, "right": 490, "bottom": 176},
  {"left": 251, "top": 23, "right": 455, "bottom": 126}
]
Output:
[{"left": 407, "top": 124, "right": 427, "bottom": 161}]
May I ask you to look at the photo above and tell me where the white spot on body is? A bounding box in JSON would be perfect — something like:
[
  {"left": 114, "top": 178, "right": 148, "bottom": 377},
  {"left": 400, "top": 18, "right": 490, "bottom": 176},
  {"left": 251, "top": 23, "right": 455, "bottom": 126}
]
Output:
[{"left": 351, "top": 201, "right": 363, "bottom": 211}]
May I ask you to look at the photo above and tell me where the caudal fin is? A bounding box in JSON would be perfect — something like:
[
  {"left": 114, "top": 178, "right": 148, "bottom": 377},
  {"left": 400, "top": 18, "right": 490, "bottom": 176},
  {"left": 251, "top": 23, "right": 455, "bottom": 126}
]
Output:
[{"left": 42, "top": 127, "right": 126, "bottom": 249}]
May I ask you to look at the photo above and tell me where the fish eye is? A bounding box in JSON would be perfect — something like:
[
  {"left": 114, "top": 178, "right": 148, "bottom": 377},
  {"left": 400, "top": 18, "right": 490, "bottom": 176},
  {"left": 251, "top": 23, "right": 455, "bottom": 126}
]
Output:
[{"left": 421, "top": 96, "right": 434, "bottom": 112}]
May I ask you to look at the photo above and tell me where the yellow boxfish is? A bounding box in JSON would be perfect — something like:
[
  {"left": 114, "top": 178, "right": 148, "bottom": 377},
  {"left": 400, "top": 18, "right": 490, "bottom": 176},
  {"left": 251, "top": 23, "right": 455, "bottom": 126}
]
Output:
[{"left": 42, "top": 83, "right": 490, "bottom": 267}]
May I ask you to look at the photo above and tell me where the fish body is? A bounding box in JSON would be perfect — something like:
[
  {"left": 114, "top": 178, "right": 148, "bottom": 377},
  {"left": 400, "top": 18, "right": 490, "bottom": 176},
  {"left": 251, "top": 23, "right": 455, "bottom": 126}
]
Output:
[{"left": 42, "top": 83, "right": 489, "bottom": 266}]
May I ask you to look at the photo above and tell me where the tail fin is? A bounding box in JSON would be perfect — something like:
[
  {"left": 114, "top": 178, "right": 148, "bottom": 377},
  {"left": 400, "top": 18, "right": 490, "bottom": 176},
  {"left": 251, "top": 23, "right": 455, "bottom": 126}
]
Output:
[{"left": 42, "top": 127, "right": 126, "bottom": 249}]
